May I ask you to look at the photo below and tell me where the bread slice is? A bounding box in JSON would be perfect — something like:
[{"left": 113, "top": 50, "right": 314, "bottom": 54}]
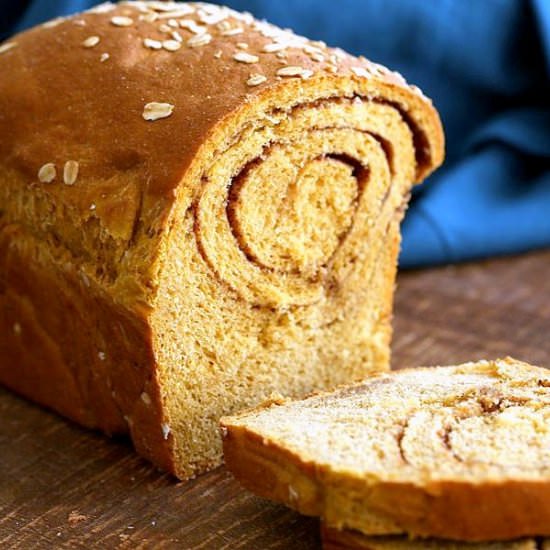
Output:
[
  {"left": 221, "top": 358, "right": 550, "bottom": 541},
  {"left": 321, "top": 525, "right": 545, "bottom": 550},
  {"left": 0, "top": 1, "right": 444, "bottom": 480},
  {"left": 0, "top": 2, "right": 443, "bottom": 479}
]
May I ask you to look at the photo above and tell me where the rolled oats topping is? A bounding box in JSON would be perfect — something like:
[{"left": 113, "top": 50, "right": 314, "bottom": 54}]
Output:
[
  {"left": 277, "top": 66, "right": 313, "bottom": 79},
  {"left": 82, "top": 36, "right": 101, "bottom": 48},
  {"left": 247, "top": 73, "right": 267, "bottom": 86},
  {"left": 187, "top": 33, "right": 212, "bottom": 48},
  {"left": 162, "top": 39, "right": 182, "bottom": 51},
  {"left": 38, "top": 163, "right": 57, "bottom": 183},
  {"left": 143, "top": 102, "right": 175, "bottom": 121},
  {"left": 233, "top": 51, "right": 259, "bottom": 64},
  {"left": 144, "top": 38, "right": 163, "bottom": 50},
  {"left": 110, "top": 15, "right": 133, "bottom": 27},
  {"left": 0, "top": 42, "right": 17, "bottom": 54},
  {"left": 63, "top": 161, "right": 79, "bottom": 185}
]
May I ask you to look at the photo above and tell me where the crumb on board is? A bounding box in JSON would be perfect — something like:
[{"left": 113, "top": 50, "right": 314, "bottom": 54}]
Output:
[{"left": 68, "top": 510, "right": 87, "bottom": 526}]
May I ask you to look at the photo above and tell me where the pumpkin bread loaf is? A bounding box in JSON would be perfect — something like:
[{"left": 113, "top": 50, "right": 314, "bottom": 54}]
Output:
[
  {"left": 0, "top": 1, "right": 443, "bottom": 479},
  {"left": 222, "top": 358, "right": 550, "bottom": 540}
]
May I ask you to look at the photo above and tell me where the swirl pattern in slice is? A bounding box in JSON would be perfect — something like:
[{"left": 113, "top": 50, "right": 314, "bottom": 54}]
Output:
[{"left": 222, "top": 358, "right": 550, "bottom": 541}]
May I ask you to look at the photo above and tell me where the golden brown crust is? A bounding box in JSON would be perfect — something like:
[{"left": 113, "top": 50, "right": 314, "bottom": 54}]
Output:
[
  {"left": 0, "top": 221, "right": 175, "bottom": 472},
  {"left": 222, "top": 360, "right": 550, "bottom": 541},
  {"left": 0, "top": 2, "right": 442, "bottom": 196},
  {"left": 320, "top": 525, "right": 543, "bottom": 550},
  {"left": 0, "top": 2, "right": 443, "bottom": 478},
  {"left": 0, "top": 2, "right": 443, "bottom": 295}
]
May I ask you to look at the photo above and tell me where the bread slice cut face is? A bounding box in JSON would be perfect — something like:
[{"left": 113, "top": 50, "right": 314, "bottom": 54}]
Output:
[{"left": 222, "top": 358, "right": 550, "bottom": 541}]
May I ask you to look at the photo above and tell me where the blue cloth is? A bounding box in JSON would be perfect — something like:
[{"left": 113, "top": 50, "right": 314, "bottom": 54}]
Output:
[{"left": 3, "top": 0, "right": 550, "bottom": 267}]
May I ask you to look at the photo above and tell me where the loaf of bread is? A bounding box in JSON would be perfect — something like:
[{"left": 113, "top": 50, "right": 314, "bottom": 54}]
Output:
[
  {"left": 321, "top": 525, "right": 547, "bottom": 550},
  {"left": 222, "top": 358, "right": 550, "bottom": 540},
  {"left": 0, "top": 1, "right": 443, "bottom": 479}
]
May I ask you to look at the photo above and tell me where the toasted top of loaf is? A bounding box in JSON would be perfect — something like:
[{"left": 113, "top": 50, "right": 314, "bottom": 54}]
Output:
[
  {"left": 222, "top": 358, "right": 550, "bottom": 540},
  {"left": 0, "top": 1, "right": 443, "bottom": 306}
]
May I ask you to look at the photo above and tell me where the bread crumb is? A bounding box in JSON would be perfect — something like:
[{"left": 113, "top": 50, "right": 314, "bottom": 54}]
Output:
[
  {"left": 140, "top": 392, "right": 152, "bottom": 405},
  {"left": 351, "top": 66, "right": 370, "bottom": 78},
  {"left": 68, "top": 510, "right": 87, "bottom": 526},
  {"left": 80, "top": 272, "right": 90, "bottom": 287},
  {"left": 161, "top": 423, "right": 171, "bottom": 440},
  {"left": 288, "top": 485, "right": 299, "bottom": 502}
]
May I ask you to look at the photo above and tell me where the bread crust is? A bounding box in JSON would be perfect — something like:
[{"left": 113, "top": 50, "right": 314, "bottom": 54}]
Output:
[
  {"left": 320, "top": 525, "right": 543, "bottom": 550},
  {"left": 0, "top": 2, "right": 443, "bottom": 478},
  {"left": 0, "top": 222, "right": 176, "bottom": 472},
  {"left": 222, "top": 360, "right": 550, "bottom": 541}
]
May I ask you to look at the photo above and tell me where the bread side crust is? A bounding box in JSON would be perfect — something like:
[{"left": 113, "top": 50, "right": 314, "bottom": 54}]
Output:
[
  {"left": 320, "top": 525, "right": 542, "bottom": 550},
  {"left": 0, "top": 222, "right": 176, "bottom": 472}
]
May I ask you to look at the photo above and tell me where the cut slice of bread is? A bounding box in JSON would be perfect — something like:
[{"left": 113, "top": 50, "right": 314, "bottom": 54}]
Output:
[
  {"left": 321, "top": 525, "right": 545, "bottom": 550},
  {"left": 221, "top": 358, "right": 550, "bottom": 541}
]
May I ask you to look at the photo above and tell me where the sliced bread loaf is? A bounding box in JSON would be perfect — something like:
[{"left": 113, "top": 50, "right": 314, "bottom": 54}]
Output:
[
  {"left": 221, "top": 358, "right": 550, "bottom": 541},
  {"left": 0, "top": 1, "right": 442, "bottom": 479}
]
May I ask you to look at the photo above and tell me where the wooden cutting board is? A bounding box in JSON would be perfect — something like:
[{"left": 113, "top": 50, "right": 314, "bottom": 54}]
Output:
[{"left": 1, "top": 251, "right": 549, "bottom": 549}]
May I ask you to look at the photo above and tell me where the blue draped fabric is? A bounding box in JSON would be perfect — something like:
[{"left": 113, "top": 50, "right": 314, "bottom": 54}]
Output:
[{"left": 3, "top": 0, "right": 549, "bottom": 267}]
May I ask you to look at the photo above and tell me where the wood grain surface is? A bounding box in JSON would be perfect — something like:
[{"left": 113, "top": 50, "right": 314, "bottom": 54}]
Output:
[{"left": 1, "top": 251, "right": 549, "bottom": 549}]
